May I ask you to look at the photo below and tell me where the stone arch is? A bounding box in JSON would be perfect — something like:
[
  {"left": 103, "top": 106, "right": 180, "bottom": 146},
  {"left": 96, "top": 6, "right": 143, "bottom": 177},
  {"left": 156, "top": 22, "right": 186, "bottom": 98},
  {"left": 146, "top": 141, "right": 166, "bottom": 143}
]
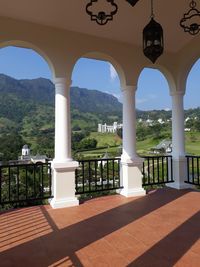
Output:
[
  {"left": 176, "top": 41, "right": 200, "bottom": 95},
  {"left": 183, "top": 57, "right": 200, "bottom": 111},
  {"left": 72, "top": 51, "right": 126, "bottom": 89},
  {"left": 0, "top": 40, "right": 55, "bottom": 78},
  {"left": 180, "top": 56, "right": 200, "bottom": 95},
  {"left": 135, "top": 63, "right": 176, "bottom": 95}
]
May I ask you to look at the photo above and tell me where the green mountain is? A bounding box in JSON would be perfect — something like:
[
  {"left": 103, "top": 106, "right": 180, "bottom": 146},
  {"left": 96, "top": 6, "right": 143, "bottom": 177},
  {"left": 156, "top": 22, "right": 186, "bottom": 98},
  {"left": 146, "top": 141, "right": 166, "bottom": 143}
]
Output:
[
  {"left": 0, "top": 74, "right": 122, "bottom": 158},
  {"left": 0, "top": 73, "right": 200, "bottom": 161},
  {"left": 0, "top": 73, "right": 122, "bottom": 120}
]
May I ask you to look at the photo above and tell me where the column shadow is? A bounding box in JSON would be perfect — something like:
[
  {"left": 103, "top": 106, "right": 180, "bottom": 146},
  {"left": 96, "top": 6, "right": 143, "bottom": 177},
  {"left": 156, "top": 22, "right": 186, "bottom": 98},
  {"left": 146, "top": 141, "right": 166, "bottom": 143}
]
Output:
[
  {"left": 0, "top": 188, "right": 196, "bottom": 266},
  {"left": 128, "top": 211, "right": 200, "bottom": 267}
]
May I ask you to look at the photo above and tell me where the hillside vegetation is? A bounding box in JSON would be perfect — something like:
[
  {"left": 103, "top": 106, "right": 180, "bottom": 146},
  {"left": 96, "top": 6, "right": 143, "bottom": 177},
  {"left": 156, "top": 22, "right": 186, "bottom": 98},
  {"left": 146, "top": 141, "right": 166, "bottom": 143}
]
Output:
[
  {"left": 0, "top": 74, "right": 122, "bottom": 160},
  {"left": 0, "top": 73, "right": 200, "bottom": 160}
]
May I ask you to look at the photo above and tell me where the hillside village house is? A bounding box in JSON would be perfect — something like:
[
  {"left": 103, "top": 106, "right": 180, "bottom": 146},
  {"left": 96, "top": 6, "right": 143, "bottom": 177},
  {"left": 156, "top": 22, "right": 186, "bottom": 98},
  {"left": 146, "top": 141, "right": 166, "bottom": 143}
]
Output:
[
  {"left": 18, "top": 144, "right": 49, "bottom": 164},
  {"left": 151, "top": 139, "right": 172, "bottom": 154},
  {"left": 0, "top": 1, "right": 200, "bottom": 266}
]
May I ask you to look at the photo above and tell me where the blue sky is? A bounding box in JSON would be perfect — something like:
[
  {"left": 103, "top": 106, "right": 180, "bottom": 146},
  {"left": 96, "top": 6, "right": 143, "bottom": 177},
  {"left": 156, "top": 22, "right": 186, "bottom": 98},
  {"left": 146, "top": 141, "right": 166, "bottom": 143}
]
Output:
[{"left": 0, "top": 46, "right": 199, "bottom": 110}]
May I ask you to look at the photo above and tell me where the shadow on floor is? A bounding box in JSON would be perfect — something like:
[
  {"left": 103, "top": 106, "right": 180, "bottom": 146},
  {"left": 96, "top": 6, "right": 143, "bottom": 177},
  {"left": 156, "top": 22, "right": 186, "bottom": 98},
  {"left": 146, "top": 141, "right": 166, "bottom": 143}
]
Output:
[
  {"left": 0, "top": 188, "right": 198, "bottom": 266},
  {"left": 128, "top": 211, "right": 200, "bottom": 267}
]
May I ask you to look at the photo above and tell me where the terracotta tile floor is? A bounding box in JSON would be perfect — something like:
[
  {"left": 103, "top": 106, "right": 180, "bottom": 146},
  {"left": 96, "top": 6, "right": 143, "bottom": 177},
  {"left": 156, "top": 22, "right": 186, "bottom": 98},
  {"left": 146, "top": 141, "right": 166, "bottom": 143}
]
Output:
[{"left": 0, "top": 188, "right": 199, "bottom": 267}]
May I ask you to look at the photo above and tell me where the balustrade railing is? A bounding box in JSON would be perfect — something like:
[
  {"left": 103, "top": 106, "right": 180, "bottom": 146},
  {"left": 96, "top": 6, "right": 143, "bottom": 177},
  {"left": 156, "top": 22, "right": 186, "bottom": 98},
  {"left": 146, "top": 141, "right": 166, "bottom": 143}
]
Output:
[
  {"left": 186, "top": 155, "right": 200, "bottom": 186},
  {"left": 0, "top": 162, "right": 52, "bottom": 206},
  {"left": 3, "top": 153, "right": 200, "bottom": 208},
  {"left": 75, "top": 158, "right": 122, "bottom": 195},
  {"left": 142, "top": 155, "right": 174, "bottom": 186}
]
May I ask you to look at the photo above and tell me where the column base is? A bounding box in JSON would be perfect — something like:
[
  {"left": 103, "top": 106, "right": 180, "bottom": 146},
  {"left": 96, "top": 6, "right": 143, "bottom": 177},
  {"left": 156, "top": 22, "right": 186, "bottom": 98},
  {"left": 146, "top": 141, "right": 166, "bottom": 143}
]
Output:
[
  {"left": 50, "top": 160, "right": 79, "bottom": 209},
  {"left": 167, "top": 182, "right": 194, "bottom": 190},
  {"left": 50, "top": 197, "right": 79, "bottom": 209},
  {"left": 120, "top": 157, "right": 146, "bottom": 198},
  {"left": 119, "top": 187, "right": 146, "bottom": 197},
  {"left": 169, "top": 156, "right": 193, "bottom": 190}
]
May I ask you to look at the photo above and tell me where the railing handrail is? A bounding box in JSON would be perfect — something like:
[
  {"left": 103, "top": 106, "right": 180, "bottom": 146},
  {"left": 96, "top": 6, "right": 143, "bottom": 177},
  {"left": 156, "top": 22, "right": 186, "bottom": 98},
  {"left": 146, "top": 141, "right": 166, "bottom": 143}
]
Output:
[
  {"left": 77, "top": 157, "right": 121, "bottom": 163},
  {"left": 185, "top": 155, "right": 200, "bottom": 158},
  {"left": 0, "top": 161, "right": 52, "bottom": 208},
  {"left": 75, "top": 157, "right": 122, "bottom": 195},
  {"left": 142, "top": 155, "right": 173, "bottom": 186},
  {"left": 0, "top": 161, "right": 50, "bottom": 168},
  {"left": 185, "top": 155, "right": 200, "bottom": 186},
  {"left": 141, "top": 155, "right": 172, "bottom": 159}
]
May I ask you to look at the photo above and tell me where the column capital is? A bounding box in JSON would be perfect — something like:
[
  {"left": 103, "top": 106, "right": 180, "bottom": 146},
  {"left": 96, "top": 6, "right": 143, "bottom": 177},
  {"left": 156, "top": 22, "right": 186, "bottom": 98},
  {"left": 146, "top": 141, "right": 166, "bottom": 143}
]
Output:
[
  {"left": 122, "top": 85, "right": 137, "bottom": 92},
  {"left": 170, "top": 90, "right": 185, "bottom": 97},
  {"left": 53, "top": 77, "right": 72, "bottom": 87}
]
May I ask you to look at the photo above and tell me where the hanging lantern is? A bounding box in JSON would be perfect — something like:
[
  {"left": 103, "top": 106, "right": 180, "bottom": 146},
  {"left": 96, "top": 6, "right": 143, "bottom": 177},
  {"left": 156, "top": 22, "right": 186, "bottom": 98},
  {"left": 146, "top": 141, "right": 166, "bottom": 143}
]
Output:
[
  {"left": 143, "top": 0, "right": 164, "bottom": 63},
  {"left": 143, "top": 18, "right": 164, "bottom": 63}
]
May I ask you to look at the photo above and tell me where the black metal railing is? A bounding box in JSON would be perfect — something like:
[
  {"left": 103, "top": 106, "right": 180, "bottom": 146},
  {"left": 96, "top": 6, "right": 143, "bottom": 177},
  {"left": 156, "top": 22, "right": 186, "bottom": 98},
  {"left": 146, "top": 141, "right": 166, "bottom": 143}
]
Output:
[
  {"left": 186, "top": 155, "right": 200, "bottom": 186},
  {"left": 75, "top": 158, "right": 122, "bottom": 195},
  {"left": 0, "top": 162, "right": 52, "bottom": 205},
  {"left": 142, "top": 155, "right": 174, "bottom": 186}
]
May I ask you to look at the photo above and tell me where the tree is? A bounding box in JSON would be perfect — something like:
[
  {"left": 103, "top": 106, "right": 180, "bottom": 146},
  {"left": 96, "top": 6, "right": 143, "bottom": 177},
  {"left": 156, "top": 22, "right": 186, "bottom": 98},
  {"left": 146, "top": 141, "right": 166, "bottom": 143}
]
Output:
[
  {"left": 193, "top": 120, "right": 200, "bottom": 132},
  {"left": 78, "top": 138, "right": 97, "bottom": 150},
  {"left": 0, "top": 133, "right": 25, "bottom": 161}
]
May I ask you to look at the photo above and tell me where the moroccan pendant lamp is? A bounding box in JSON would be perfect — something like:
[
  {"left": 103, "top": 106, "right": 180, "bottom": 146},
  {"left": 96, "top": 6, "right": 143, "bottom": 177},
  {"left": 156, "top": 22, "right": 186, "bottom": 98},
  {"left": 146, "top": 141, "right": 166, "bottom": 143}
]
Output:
[{"left": 143, "top": 0, "right": 164, "bottom": 63}]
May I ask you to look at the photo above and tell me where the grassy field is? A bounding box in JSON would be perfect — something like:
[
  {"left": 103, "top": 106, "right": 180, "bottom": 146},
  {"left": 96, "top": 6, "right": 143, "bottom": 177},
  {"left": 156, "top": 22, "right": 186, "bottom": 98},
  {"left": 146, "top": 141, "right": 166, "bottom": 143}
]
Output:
[
  {"left": 90, "top": 132, "right": 121, "bottom": 147},
  {"left": 136, "top": 138, "right": 158, "bottom": 155},
  {"left": 76, "top": 131, "right": 200, "bottom": 159},
  {"left": 185, "top": 132, "right": 200, "bottom": 155}
]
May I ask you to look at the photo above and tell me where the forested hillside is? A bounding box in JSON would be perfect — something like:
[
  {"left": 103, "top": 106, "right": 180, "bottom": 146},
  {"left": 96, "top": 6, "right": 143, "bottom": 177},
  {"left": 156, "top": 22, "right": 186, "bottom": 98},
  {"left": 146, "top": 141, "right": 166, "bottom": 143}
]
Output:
[
  {"left": 0, "top": 74, "right": 122, "bottom": 160},
  {"left": 0, "top": 73, "right": 200, "bottom": 161}
]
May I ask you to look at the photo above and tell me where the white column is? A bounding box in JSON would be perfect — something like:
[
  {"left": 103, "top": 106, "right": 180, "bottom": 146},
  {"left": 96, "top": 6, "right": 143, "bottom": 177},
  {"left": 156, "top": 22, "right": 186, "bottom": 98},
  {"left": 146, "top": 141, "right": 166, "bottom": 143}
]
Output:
[
  {"left": 54, "top": 77, "right": 72, "bottom": 162},
  {"left": 50, "top": 77, "right": 79, "bottom": 209},
  {"left": 169, "top": 91, "right": 190, "bottom": 189},
  {"left": 119, "top": 86, "right": 145, "bottom": 197},
  {"left": 172, "top": 92, "right": 185, "bottom": 158},
  {"left": 121, "top": 86, "right": 137, "bottom": 161}
]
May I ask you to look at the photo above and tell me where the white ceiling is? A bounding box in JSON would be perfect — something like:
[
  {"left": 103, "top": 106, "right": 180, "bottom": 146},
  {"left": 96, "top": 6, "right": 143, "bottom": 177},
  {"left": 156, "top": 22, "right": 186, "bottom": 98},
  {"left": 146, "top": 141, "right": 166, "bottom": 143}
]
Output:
[{"left": 0, "top": 0, "right": 196, "bottom": 52}]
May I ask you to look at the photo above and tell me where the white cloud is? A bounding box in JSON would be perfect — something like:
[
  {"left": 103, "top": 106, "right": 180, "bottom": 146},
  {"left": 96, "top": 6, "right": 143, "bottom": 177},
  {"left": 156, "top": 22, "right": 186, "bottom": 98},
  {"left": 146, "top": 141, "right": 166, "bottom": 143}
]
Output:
[{"left": 109, "top": 64, "right": 118, "bottom": 82}]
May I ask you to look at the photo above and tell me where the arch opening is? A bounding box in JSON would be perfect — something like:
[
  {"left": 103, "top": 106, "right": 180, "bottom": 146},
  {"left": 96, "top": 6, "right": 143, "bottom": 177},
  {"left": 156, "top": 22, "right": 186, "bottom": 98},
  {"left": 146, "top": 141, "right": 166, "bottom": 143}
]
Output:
[
  {"left": 136, "top": 67, "right": 172, "bottom": 155},
  {"left": 184, "top": 58, "right": 200, "bottom": 155},
  {"left": 71, "top": 56, "right": 123, "bottom": 158},
  {"left": 0, "top": 45, "right": 54, "bottom": 162}
]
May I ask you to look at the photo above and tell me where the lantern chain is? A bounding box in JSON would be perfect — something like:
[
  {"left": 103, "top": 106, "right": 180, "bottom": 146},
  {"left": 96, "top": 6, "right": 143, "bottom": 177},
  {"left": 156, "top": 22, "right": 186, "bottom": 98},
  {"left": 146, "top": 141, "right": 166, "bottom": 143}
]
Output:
[{"left": 150, "top": 0, "right": 154, "bottom": 19}]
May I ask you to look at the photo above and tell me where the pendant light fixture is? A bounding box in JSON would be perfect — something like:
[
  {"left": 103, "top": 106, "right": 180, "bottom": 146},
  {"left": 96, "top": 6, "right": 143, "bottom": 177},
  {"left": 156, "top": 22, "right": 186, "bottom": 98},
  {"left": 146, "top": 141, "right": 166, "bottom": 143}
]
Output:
[{"left": 143, "top": 0, "right": 164, "bottom": 63}]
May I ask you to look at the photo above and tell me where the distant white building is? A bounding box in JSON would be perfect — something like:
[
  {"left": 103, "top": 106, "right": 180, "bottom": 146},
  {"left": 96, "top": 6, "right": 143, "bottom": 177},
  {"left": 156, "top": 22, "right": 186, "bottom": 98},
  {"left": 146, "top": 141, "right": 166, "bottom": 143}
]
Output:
[
  {"left": 146, "top": 119, "right": 153, "bottom": 126},
  {"left": 18, "top": 145, "right": 49, "bottom": 163},
  {"left": 157, "top": 118, "right": 165, "bottom": 124},
  {"left": 185, "top": 117, "right": 190, "bottom": 122},
  {"left": 22, "top": 144, "right": 30, "bottom": 157},
  {"left": 98, "top": 122, "right": 122, "bottom": 133},
  {"left": 184, "top": 128, "right": 191, "bottom": 132}
]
